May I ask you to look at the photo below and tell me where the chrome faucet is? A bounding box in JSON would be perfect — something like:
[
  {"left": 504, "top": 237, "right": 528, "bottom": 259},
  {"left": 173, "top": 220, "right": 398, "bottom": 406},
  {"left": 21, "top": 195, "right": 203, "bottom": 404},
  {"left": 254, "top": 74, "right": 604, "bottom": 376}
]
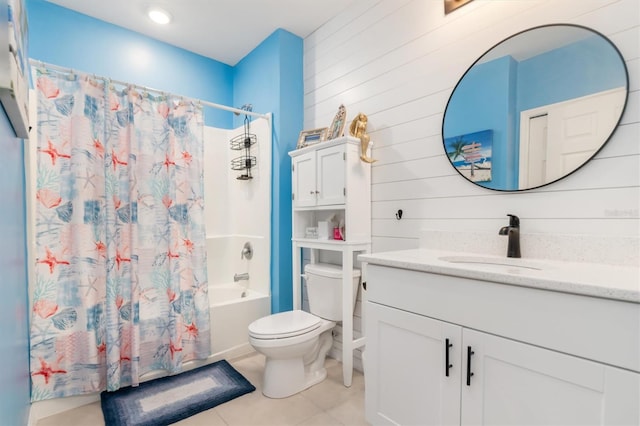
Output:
[
  {"left": 499, "top": 214, "right": 521, "bottom": 258},
  {"left": 234, "top": 272, "right": 250, "bottom": 282}
]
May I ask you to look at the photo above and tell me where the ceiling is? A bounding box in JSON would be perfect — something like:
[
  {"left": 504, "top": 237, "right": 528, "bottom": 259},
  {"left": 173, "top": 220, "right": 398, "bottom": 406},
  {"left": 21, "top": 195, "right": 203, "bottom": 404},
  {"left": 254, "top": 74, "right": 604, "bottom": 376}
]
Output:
[
  {"left": 45, "top": 0, "right": 360, "bottom": 65},
  {"left": 479, "top": 25, "right": 593, "bottom": 64}
]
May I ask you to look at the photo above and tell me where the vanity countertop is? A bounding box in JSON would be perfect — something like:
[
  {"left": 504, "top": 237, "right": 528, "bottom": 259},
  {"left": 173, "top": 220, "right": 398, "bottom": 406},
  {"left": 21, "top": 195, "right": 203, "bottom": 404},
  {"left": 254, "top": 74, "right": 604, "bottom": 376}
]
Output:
[{"left": 359, "top": 249, "right": 640, "bottom": 303}]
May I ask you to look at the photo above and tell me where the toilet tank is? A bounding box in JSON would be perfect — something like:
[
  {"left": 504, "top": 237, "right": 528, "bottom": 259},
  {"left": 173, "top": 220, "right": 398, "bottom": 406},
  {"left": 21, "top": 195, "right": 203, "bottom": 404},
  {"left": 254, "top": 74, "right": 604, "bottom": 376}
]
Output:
[{"left": 304, "top": 263, "right": 361, "bottom": 321}]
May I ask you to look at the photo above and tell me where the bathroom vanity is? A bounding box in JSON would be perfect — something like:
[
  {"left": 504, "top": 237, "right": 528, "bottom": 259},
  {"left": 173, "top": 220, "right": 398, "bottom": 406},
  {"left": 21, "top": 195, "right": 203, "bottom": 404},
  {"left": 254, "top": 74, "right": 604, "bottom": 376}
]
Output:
[{"left": 359, "top": 249, "right": 640, "bottom": 425}]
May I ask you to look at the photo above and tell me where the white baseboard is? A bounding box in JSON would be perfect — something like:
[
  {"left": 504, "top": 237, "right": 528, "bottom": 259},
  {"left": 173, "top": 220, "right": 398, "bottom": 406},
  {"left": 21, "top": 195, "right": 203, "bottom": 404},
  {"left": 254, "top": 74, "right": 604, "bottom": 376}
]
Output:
[
  {"left": 329, "top": 348, "right": 365, "bottom": 373},
  {"left": 29, "top": 392, "right": 100, "bottom": 424}
]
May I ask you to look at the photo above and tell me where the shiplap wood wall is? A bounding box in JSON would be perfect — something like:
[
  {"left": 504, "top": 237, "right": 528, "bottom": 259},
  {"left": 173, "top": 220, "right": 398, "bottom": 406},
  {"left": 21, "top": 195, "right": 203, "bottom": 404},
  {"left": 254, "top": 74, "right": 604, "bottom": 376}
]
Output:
[
  {"left": 302, "top": 0, "right": 638, "bottom": 372},
  {"left": 303, "top": 0, "right": 639, "bottom": 253}
]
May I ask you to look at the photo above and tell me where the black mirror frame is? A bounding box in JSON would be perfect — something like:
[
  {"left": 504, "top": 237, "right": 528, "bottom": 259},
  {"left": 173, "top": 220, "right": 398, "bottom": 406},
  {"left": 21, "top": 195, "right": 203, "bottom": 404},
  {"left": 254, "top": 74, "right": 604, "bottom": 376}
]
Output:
[{"left": 441, "top": 23, "right": 629, "bottom": 192}]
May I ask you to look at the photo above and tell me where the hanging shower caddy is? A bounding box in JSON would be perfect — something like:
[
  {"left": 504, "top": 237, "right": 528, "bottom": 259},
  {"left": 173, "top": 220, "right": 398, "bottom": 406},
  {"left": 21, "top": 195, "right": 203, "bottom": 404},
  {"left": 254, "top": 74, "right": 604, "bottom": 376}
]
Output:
[{"left": 230, "top": 111, "right": 257, "bottom": 180}]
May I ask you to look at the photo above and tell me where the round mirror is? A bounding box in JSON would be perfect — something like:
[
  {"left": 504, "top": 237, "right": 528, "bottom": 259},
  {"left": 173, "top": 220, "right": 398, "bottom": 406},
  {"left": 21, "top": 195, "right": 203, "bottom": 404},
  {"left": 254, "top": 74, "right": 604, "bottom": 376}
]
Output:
[{"left": 442, "top": 24, "right": 628, "bottom": 191}]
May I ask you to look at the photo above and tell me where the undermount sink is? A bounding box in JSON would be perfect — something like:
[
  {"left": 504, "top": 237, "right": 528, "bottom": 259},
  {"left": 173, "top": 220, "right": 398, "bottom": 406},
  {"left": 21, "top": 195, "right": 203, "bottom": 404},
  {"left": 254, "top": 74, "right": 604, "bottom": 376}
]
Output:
[{"left": 438, "top": 255, "right": 543, "bottom": 271}]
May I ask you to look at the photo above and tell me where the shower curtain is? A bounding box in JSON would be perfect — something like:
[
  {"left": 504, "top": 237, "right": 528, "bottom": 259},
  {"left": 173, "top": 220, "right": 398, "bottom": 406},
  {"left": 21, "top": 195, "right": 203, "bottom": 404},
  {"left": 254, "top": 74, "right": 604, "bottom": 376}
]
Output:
[{"left": 29, "top": 66, "right": 210, "bottom": 401}]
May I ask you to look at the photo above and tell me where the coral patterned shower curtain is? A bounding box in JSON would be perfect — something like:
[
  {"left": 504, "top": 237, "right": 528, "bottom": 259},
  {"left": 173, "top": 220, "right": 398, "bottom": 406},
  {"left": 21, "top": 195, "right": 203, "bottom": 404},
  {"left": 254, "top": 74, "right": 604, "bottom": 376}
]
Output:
[{"left": 29, "top": 66, "right": 210, "bottom": 401}]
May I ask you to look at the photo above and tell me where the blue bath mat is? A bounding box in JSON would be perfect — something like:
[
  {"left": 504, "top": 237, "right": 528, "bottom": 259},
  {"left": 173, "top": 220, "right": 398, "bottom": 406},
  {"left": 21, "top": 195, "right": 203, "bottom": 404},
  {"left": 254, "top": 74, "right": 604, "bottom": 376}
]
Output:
[{"left": 101, "top": 360, "right": 255, "bottom": 426}]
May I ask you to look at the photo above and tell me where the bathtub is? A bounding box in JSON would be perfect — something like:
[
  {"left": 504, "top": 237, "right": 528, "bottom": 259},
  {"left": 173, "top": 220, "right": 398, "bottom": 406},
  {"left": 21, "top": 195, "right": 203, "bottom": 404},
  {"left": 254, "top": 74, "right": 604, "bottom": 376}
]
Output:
[
  {"left": 208, "top": 283, "right": 270, "bottom": 361},
  {"left": 204, "top": 235, "right": 270, "bottom": 360}
]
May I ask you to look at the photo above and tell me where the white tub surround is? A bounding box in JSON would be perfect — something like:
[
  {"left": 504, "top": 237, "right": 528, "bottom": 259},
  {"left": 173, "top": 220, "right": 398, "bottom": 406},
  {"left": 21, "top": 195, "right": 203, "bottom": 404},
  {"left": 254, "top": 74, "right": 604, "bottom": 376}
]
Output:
[
  {"left": 203, "top": 116, "right": 272, "bottom": 300},
  {"left": 359, "top": 238, "right": 639, "bottom": 425},
  {"left": 203, "top": 118, "right": 272, "bottom": 361},
  {"left": 206, "top": 235, "right": 270, "bottom": 296}
]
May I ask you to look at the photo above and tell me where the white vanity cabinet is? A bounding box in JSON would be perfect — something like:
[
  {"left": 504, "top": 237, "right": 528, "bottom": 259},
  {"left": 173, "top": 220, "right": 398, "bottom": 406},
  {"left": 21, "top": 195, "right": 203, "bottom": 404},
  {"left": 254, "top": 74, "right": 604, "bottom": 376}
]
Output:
[
  {"left": 461, "top": 328, "right": 638, "bottom": 426},
  {"left": 364, "top": 263, "right": 640, "bottom": 426},
  {"left": 366, "top": 302, "right": 462, "bottom": 425}
]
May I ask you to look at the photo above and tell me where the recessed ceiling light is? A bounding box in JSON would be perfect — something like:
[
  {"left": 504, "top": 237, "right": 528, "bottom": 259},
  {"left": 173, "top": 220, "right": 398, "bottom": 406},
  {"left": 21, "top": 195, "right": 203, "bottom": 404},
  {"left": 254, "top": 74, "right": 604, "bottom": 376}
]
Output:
[{"left": 148, "top": 7, "right": 172, "bottom": 25}]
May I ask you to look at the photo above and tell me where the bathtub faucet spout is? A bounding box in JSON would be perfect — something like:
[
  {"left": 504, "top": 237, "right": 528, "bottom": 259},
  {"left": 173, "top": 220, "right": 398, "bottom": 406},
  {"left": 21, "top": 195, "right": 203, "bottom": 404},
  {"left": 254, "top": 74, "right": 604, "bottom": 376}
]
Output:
[{"left": 234, "top": 272, "right": 250, "bottom": 282}]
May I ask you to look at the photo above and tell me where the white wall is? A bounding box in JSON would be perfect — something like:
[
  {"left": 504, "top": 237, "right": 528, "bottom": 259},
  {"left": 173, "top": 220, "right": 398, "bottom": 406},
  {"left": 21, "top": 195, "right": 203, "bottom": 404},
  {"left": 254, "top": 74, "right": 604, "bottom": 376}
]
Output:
[
  {"left": 203, "top": 117, "right": 272, "bottom": 238},
  {"left": 303, "top": 0, "right": 639, "bottom": 253},
  {"left": 203, "top": 118, "right": 271, "bottom": 295}
]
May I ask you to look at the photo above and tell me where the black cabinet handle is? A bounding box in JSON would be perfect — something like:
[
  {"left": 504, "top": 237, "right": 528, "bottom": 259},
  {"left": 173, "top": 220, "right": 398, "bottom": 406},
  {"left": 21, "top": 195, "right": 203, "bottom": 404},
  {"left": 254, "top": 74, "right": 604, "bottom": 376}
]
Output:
[
  {"left": 445, "top": 338, "right": 453, "bottom": 377},
  {"left": 466, "top": 346, "right": 475, "bottom": 386},
  {"left": 362, "top": 281, "right": 367, "bottom": 290}
]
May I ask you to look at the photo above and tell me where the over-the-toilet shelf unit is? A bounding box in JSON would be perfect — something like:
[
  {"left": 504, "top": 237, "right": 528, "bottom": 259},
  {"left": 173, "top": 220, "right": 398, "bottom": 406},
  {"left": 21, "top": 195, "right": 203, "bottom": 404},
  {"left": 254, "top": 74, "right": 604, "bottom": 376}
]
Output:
[{"left": 289, "top": 136, "right": 371, "bottom": 387}]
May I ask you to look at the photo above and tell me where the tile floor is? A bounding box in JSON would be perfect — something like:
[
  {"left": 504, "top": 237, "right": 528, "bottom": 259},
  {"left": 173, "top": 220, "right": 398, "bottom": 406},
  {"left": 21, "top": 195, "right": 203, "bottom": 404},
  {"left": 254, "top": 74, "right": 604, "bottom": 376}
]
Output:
[{"left": 36, "top": 353, "right": 369, "bottom": 426}]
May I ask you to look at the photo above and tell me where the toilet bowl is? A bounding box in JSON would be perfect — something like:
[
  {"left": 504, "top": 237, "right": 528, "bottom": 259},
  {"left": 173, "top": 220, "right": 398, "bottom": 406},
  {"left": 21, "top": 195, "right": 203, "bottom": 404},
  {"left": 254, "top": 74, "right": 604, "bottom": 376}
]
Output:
[
  {"left": 249, "top": 310, "right": 335, "bottom": 398},
  {"left": 248, "top": 263, "right": 361, "bottom": 398}
]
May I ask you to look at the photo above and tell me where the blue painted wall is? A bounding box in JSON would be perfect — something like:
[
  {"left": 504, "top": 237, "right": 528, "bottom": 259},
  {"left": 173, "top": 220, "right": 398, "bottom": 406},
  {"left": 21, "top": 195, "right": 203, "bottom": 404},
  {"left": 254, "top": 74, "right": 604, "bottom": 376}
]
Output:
[
  {"left": 27, "top": 0, "right": 234, "bottom": 128},
  {"left": 0, "top": 0, "right": 33, "bottom": 422},
  {"left": 0, "top": 107, "right": 30, "bottom": 424},
  {"left": 27, "top": 1, "right": 303, "bottom": 315},
  {"left": 234, "top": 30, "right": 303, "bottom": 313},
  {"left": 517, "top": 35, "right": 626, "bottom": 112},
  {"left": 443, "top": 55, "right": 517, "bottom": 190}
]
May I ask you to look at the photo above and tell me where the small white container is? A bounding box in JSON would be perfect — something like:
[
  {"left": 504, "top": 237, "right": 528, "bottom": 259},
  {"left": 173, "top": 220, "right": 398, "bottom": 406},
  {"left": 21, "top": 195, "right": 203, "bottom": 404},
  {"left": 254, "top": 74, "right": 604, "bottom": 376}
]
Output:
[
  {"left": 304, "top": 263, "right": 361, "bottom": 321},
  {"left": 317, "top": 221, "right": 332, "bottom": 240}
]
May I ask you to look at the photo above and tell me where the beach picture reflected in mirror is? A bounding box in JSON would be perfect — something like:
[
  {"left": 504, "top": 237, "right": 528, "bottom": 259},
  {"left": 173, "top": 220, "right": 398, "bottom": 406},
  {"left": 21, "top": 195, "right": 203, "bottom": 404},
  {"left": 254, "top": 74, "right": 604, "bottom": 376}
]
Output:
[{"left": 445, "top": 129, "right": 493, "bottom": 183}]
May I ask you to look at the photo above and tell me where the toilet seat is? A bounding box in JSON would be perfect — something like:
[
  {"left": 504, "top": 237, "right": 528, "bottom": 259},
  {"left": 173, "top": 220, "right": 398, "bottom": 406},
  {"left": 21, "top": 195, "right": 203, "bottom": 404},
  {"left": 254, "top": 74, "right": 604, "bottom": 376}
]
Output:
[{"left": 249, "top": 310, "right": 321, "bottom": 339}]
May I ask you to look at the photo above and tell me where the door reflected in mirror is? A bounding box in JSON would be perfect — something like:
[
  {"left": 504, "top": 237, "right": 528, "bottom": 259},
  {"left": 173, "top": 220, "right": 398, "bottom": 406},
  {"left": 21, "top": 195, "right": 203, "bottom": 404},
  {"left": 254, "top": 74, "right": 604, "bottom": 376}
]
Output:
[{"left": 442, "top": 24, "right": 628, "bottom": 191}]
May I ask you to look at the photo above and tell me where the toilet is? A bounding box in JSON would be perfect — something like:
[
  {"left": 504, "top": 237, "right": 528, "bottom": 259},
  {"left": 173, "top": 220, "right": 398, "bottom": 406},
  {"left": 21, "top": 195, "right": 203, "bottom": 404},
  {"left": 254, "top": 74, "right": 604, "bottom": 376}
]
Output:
[{"left": 248, "top": 262, "right": 361, "bottom": 398}]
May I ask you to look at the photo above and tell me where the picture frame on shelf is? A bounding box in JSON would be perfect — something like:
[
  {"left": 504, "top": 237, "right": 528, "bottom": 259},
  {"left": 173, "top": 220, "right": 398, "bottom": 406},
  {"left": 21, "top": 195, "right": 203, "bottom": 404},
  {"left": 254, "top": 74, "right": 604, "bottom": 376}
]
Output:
[
  {"left": 297, "top": 127, "right": 328, "bottom": 149},
  {"left": 327, "top": 104, "right": 347, "bottom": 140}
]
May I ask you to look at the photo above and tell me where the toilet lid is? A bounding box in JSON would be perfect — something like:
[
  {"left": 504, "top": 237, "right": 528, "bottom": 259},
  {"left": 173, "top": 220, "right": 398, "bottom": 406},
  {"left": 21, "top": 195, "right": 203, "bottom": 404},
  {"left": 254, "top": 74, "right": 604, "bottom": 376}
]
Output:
[{"left": 249, "top": 310, "right": 321, "bottom": 339}]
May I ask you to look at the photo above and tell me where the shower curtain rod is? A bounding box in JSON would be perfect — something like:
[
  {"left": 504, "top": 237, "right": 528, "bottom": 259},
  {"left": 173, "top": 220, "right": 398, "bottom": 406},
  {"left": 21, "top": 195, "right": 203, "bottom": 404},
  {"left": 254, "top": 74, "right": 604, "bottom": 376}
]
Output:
[{"left": 29, "top": 59, "right": 270, "bottom": 119}]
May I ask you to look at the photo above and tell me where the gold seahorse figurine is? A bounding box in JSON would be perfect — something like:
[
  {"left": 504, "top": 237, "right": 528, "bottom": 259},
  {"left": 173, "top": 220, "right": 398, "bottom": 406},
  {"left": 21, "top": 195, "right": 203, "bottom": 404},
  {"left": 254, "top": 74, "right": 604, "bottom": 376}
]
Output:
[{"left": 349, "top": 113, "right": 376, "bottom": 163}]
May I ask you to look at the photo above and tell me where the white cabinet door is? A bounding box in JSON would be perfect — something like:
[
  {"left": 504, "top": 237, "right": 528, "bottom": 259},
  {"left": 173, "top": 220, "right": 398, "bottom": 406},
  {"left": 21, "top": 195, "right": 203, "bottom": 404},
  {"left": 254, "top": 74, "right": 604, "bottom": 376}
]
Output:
[
  {"left": 461, "top": 328, "right": 640, "bottom": 426},
  {"left": 316, "top": 144, "right": 345, "bottom": 206},
  {"left": 292, "top": 151, "right": 316, "bottom": 207},
  {"left": 366, "top": 302, "right": 462, "bottom": 426}
]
